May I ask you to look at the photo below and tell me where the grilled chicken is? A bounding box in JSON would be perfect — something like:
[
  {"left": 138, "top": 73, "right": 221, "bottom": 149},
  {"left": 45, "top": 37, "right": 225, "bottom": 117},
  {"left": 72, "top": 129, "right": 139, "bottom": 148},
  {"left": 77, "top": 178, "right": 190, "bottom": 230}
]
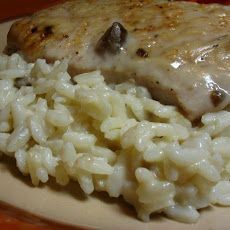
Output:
[{"left": 6, "top": 0, "right": 230, "bottom": 120}]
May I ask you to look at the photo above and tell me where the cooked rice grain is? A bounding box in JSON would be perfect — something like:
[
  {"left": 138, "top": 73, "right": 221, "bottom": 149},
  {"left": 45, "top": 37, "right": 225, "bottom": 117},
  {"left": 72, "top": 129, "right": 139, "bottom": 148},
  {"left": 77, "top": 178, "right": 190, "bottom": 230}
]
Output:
[{"left": 0, "top": 53, "right": 229, "bottom": 223}]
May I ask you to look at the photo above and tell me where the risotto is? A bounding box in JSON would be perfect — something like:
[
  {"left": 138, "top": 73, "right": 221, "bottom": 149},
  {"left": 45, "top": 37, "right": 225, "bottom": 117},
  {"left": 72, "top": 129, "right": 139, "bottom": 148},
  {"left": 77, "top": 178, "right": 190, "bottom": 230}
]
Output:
[{"left": 0, "top": 53, "right": 229, "bottom": 223}]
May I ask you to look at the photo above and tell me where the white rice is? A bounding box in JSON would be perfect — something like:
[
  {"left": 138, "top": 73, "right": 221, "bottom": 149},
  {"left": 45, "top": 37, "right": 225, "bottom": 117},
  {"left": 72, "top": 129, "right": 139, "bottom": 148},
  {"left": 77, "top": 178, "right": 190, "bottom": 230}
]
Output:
[{"left": 0, "top": 53, "right": 229, "bottom": 223}]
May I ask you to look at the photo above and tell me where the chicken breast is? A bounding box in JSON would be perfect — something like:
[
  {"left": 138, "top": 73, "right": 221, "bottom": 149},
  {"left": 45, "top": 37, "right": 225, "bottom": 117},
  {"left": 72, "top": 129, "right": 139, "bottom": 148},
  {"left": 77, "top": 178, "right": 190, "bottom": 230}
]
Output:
[{"left": 6, "top": 0, "right": 230, "bottom": 120}]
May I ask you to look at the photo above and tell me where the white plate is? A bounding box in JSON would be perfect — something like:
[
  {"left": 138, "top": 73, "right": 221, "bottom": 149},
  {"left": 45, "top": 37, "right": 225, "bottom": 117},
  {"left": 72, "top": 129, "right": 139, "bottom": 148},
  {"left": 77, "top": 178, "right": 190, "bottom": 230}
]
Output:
[{"left": 0, "top": 20, "right": 230, "bottom": 230}]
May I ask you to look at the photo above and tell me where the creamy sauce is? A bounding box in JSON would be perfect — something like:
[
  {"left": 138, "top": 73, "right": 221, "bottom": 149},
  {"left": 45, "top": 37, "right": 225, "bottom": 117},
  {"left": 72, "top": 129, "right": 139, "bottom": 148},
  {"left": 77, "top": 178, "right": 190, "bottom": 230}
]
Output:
[{"left": 7, "top": 0, "right": 230, "bottom": 120}]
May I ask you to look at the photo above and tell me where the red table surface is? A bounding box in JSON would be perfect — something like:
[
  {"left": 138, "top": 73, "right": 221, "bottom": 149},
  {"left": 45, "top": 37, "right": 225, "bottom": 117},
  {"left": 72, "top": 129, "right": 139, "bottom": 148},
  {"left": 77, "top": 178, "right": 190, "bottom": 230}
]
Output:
[
  {"left": 0, "top": 211, "right": 50, "bottom": 230},
  {"left": 0, "top": 0, "right": 229, "bottom": 229},
  {"left": 0, "top": 0, "right": 66, "bottom": 22},
  {"left": 0, "top": 203, "right": 80, "bottom": 230}
]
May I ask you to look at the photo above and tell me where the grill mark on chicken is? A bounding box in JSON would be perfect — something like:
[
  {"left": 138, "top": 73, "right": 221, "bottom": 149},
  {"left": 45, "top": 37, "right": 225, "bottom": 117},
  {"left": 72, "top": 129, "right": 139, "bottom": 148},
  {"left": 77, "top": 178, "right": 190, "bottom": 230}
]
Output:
[
  {"left": 136, "top": 48, "right": 149, "bottom": 58},
  {"left": 31, "top": 27, "right": 38, "bottom": 33},
  {"left": 6, "top": 0, "right": 230, "bottom": 121}
]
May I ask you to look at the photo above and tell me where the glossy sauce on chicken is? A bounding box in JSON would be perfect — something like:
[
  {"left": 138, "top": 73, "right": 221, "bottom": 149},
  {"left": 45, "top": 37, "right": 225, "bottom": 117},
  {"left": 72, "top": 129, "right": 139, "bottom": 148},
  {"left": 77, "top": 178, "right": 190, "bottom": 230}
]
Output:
[{"left": 6, "top": 0, "right": 230, "bottom": 121}]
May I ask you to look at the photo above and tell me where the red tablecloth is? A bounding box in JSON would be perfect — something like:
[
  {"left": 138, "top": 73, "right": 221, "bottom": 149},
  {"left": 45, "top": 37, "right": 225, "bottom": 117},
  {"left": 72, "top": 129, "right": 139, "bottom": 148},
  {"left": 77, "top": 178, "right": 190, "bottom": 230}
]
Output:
[
  {"left": 0, "top": 211, "right": 50, "bottom": 230},
  {"left": 0, "top": 0, "right": 65, "bottom": 22}
]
